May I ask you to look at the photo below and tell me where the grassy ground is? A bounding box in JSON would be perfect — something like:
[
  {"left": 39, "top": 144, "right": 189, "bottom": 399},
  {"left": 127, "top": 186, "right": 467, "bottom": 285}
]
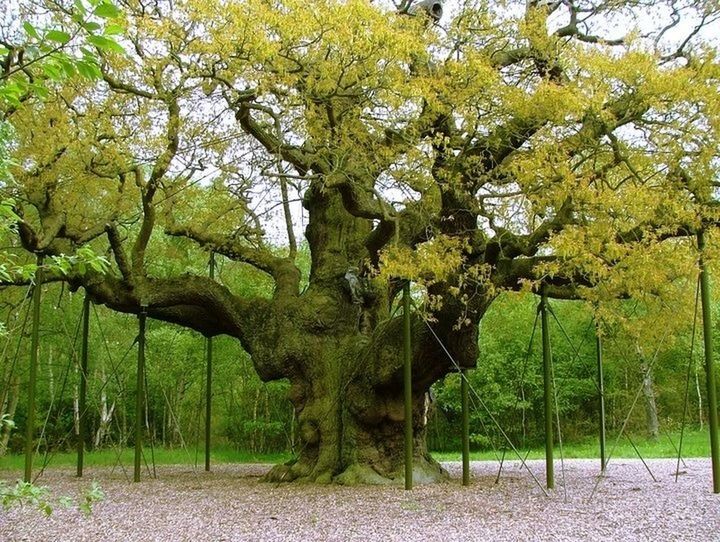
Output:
[
  {"left": 0, "top": 447, "right": 290, "bottom": 472},
  {"left": 0, "top": 430, "right": 712, "bottom": 472},
  {"left": 433, "top": 429, "right": 712, "bottom": 462}
]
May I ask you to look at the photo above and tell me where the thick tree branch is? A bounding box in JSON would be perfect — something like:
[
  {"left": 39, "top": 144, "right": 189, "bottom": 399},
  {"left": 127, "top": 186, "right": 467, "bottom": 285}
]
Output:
[
  {"left": 164, "top": 220, "right": 300, "bottom": 297},
  {"left": 130, "top": 95, "right": 180, "bottom": 277},
  {"left": 235, "top": 102, "right": 310, "bottom": 175},
  {"left": 105, "top": 222, "right": 132, "bottom": 280},
  {"left": 101, "top": 68, "right": 156, "bottom": 99}
]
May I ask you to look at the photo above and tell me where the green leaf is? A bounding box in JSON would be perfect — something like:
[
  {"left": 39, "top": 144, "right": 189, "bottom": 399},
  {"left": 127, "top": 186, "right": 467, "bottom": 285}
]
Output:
[
  {"left": 58, "top": 57, "right": 78, "bottom": 77},
  {"left": 87, "top": 35, "right": 125, "bottom": 54},
  {"left": 29, "top": 83, "right": 49, "bottom": 99},
  {"left": 82, "top": 21, "right": 102, "bottom": 32},
  {"left": 73, "top": 0, "right": 88, "bottom": 16},
  {"left": 76, "top": 60, "right": 101, "bottom": 79},
  {"left": 41, "top": 63, "right": 63, "bottom": 81},
  {"left": 45, "top": 30, "right": 72, "bottom": 44},
  {"left": 93, "top": 2, "right": 121, "bottom": 18},
  {"left": 22, "top": 21, "right": 39, "bottom": 40},
  {"left": 104, "top": 23, "right": 124, "bottom": 36}
]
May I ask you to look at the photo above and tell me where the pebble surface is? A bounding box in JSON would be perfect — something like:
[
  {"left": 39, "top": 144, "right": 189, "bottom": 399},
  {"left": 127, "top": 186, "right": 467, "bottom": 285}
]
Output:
[{"left": 1, "top": 458, "right": 719, "bottom": 541}]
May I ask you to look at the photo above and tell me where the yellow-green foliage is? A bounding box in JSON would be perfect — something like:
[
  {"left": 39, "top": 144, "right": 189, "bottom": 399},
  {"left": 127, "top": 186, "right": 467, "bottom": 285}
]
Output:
[{"left": 4, "top": 0, "right": 720, "bottom": 331}]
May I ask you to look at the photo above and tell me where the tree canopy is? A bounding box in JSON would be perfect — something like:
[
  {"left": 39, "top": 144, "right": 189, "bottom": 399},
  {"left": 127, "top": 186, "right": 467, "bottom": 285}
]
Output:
[{"left": 1, "top": 0, "right": 719, "bottom": 483}]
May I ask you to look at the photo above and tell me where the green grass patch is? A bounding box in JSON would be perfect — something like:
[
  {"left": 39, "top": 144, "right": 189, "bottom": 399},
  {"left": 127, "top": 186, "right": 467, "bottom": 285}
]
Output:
[
  {"left": 0, "top": 430, "right": 711, "bottom": 472},
  {"left": 433, "top": 430, "right": 712, "bottom": 462},
  {"left": 0, "top": 447, "right": 291, "bottom": 472}
]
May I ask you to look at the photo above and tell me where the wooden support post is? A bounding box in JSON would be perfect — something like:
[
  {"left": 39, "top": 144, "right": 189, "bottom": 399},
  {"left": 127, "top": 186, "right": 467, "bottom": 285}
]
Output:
[
  {"left": 461, "top": 368, "right": 470, "bottom": 486},
  {"left": 596, "top": 331, "right": 607, "bottom": 472},
  {"left": 540, "top": 291, "right": 554, "bottom": 490},
  {"left": 77, "top": 294, "right": 91, "bottom": 477},
  {"left": 24, "top": 255, "right": 43, "bottom": 483},
  {"left": 698, "top": 229, "right": 720, "bottom": 493},
  {"left": 403, "top": 282, "right": 413, "bottom": 490},
  {"left": 205, "top": 253, "right": 215, "bottom": 472},
  {"left": 134, "top": 306, "right": 147, "bottom": 483}
]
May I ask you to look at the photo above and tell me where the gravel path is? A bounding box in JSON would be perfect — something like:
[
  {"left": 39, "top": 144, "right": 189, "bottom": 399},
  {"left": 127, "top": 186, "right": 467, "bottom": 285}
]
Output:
[{"left": 1, "top": 458, "right": 719, "bottom": 541}]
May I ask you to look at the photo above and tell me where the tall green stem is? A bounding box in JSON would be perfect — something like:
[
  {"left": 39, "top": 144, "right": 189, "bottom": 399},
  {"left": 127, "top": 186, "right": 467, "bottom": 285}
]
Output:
[
  {"left": 540, "top": 291, "right": 554, "bottom": 490},
  {"left": 23, "top": 255, "right": 43, "bottom": 483},
  {"left": 77, "top": 294, "right": 90, "bottom": 477},
  {"left": 403, "top": 282, "right": 412, "bottom": 490},
  {"left": 698, "top": 229, "right": 720, "bottom": 493},
  {"left": 597, "top": 331, "right": 606, "bottom": 472},
  {"left": 134, "top": 307, "right": 147, "bottom": 483},
  {"left": 461, "top": 368, "right": 470, "bottom": 486},
  {"left": 205, "top": 253, "right": 215, "bottom": 472}
]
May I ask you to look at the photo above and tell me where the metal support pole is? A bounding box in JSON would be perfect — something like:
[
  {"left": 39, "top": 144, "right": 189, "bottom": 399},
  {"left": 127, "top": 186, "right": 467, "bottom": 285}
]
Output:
[
  {"left": 540, "top": 291, "right": 554, "bottom": 489},
  {"left": 205, "top": 253, "right": 215, "bottom": 472},
  {"left": 77, "top": 294, "right": 91, "bottom": 477},
  {"left": 403, "top": 281, "right": 413, "bottom": 490},
  {"left": 461, "top": 368, "right": 470, "bottom": 486},
  {"left": 597, "top": 331, "right": 607, "bottom": 472},
  {"left": 134, "top": 306, "right": 147, "bottom": 483},
  {"left": 24, "top": 255, "right": 43, "bottom": 483},
  {"left": 698, "top": 229, "right": 720, "bottom": 493}
]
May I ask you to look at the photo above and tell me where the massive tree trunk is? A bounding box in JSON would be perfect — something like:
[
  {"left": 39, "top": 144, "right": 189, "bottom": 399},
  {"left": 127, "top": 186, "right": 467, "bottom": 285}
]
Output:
[
  {"left": 255, "top": 300, "right": 474, "bottom": 484},
  {"left": 241, "top": 188, "right": 485, "bottom": 484},
  {"left": 261, "top": 333, "right": 446, "bottom": 484}
]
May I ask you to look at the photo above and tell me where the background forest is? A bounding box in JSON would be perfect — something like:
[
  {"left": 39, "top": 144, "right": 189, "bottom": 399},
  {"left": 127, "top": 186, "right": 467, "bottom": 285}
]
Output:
[
  {"left": 0, "top": 242, "right": 711, "bottom": 460},
  {"left": 0, "top": 0, "right": 718, "bottom": 480}
]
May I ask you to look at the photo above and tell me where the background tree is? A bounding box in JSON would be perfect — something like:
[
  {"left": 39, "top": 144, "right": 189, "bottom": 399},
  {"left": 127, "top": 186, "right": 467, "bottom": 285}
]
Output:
[{"left": 1, "top": 0, "right": 719, "bottom": 484}]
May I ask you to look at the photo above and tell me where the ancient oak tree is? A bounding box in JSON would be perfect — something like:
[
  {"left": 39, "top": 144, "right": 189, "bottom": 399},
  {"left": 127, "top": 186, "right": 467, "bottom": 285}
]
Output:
[{"left": 2, "top": 0, "right": 719, "bottom": 483}]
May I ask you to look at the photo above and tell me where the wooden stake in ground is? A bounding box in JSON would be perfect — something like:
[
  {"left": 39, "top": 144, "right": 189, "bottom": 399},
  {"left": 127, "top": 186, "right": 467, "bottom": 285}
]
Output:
[
  {"left": 698, "top": 229, "right": 720, "bottom": 493},
  {"left": 24, "top": 255, "right": 43, "bottom": 483},
  {"left": 77, "top": 294, "right": 91, "bottom": 477},
  {"left": 134, "top": 306, "right": 147, "bottom": 483}
]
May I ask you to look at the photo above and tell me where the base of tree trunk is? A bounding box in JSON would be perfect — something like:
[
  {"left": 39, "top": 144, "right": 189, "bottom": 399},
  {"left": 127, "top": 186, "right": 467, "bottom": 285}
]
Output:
[{"left": 262, "top": 454, "right": 448, "bottom": 485}]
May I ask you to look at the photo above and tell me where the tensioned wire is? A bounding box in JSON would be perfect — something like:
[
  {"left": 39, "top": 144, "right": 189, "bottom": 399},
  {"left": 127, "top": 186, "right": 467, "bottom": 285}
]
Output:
[
  {"left": 676, "top": 275, "right": 701, "bottom": 482},
  {"left": 0, "top": 284, "right": 33, "bottom": 419},
  {"left": 586, "top": 320, "right": 672, "bottom": 502},
  {"left": 267, "top": 297, "right": 407, "bottom": 485},
  {"left": 548, "top": 303, "right": 679, "bottom": 472},
  {"left": 495, "top": 310, "right": 539, "bottom": 484},
  {"left": 34, "top": 296, "right": 141, "bottom": 480},
  {"left": 547, "top": 301, "right": 678, "bottom": 483},
  {"left": 410, "top": 297, "right": 550, "bottom": 497},
  {"left": 35, "top": 297, "right": 83, "bottom": 481},
  {"left": 588, "top": 277, "right": 700, "bottom": 502},
  {"left": 414, "top": 290, "right": 681, "bottom": 502},
  {"left": 91, "top": 304, "right": 144, "bottom": 480}
]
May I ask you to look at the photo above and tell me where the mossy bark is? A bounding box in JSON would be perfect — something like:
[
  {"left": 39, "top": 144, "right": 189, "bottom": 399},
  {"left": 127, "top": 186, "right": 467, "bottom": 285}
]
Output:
[
  {"left": 244, "top": 188, "right": 485, "bottom": 484},
  {"left": 76, "top": 185, "right": 488, "bottom": 485}
]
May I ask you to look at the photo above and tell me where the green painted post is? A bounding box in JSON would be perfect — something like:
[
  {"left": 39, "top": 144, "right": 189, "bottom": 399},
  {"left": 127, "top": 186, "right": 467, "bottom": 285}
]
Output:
[
  {"left": 698, "top": 229, "right": 720, "bottom": 493},
  {"left": 77, "top": 294, "right": 91, "bottom": 477},
  {"left": 205, "top": 253, "right": 215, "bottom": 472},
  {"left": 597, "top": 332, "right": 607, "bottom": 472},
  {"left": 24, "top": 255, "right": 43, "bottom": 483},
  {"left": 461, "top": 368, "right": 470, "bottom": 486},
  {"left": 403, "top": 281, "right": 413, "bottom": 490},
  {"left": 134, "top": 306, "right": 147, "bottom": 483},
  {"left": 540, "top": 291, "right": 554, "bottom": 489}
]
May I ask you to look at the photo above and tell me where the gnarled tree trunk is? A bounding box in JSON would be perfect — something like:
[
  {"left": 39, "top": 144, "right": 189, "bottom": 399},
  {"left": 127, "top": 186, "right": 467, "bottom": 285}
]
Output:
[{"left": 243, "top": 189, "right": 485, "bottom": 484}]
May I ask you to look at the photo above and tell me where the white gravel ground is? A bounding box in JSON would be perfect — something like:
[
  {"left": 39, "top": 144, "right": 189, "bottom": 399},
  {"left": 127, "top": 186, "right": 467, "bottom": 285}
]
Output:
[{"left": 1, "top": 458, "right": 719, "bottom": 541}]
